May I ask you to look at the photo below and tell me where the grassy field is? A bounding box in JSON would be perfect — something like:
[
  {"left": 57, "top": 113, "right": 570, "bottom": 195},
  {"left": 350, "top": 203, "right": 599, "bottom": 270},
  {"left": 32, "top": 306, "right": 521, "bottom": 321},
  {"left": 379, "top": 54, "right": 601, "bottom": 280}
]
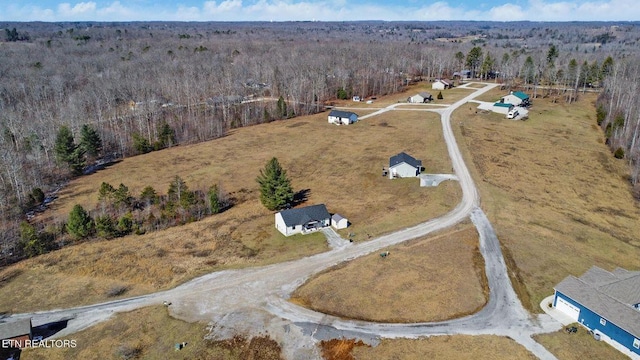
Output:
[
  {"left": 291, "top": 223, "right": 487, "bottom": 322},
  {"left": 534, "top": 325, "right": 630, "bottom": 360},
  {"left": 0, "top": 89, "right": 459, "bottom": 313},
  {"left": 21, "top": 306, "right": 282, "bottom": 360},
  {"left": 453, "top": 90, "right": 640, "bottom": 312},
  {"left": 351, "top": 336, "right": 537, "bottom": 360}
]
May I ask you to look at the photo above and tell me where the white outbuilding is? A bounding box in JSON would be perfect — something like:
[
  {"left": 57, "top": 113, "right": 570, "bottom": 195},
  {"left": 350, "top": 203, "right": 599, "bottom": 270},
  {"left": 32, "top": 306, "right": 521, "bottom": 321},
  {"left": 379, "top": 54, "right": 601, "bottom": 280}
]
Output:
[
  {"left": 432, "top": 79, "right": 451, "bottom": 90},
  {"left": 331, "top": 214, "right": 349, "bottom": 229}
]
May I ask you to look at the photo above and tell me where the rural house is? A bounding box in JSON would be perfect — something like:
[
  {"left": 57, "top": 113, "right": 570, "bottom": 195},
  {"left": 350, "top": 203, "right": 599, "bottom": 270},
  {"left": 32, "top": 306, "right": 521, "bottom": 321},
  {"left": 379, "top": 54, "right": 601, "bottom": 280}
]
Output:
[
  {"left": 275, "top": 204, "right": 331, "bottom": 236},
  {"left": 453, "top": 70, "right": 472, "bottom": 80},
  {"left": 501, "top": 91, "right": 530, "bottom": 107},
  {"left": 553, "top": 266, "right": 640, "bottom": 358},
  {"left": 331, "top": 214, "right": 349, "bottom": 230},
  {"left": 389, "top": 152, "right": 422, "bottom": 179},
  {"left": 408, "top": 92, "right": 433, "bottom": 103},
  {"left": 432, "top": 79, "right": 451, "bottom": 90},
  {"left": 0, "top": 318, "right": 32, "bottom": 349},
  {"left": 328, "top": 110, "right": 359, "bottom": 125}
]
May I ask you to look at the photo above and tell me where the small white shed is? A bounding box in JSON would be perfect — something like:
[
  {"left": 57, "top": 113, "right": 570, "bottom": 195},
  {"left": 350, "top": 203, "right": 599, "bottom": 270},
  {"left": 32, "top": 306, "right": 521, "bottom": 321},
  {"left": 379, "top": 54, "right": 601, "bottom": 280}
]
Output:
[
  {"left": 331, "top": 214, "right": 349, "bottom": 229},
  {"left": 432, "top": 79, "right": 451, "bottom": 90}
]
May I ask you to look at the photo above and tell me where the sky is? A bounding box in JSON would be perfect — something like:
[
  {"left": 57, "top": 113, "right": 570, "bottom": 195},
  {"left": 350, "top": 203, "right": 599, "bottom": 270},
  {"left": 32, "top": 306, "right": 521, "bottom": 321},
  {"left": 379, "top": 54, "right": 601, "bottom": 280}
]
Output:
[{"left": 0, "top": 0, "right": 639, "bottom": 22}]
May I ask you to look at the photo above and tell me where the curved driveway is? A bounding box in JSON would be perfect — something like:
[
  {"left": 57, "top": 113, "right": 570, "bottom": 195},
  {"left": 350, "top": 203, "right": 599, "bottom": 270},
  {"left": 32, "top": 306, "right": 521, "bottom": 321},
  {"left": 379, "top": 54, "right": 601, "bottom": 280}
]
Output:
[{"left": 6, "top": 83, "right": 562, "bottom": 359}]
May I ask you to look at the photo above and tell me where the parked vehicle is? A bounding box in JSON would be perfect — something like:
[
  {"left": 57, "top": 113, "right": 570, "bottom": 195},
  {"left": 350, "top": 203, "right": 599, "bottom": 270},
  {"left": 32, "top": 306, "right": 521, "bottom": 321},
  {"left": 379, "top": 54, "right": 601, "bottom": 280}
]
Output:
[{"left": 507, "top": 109, "right": 519, "bottom": 119}]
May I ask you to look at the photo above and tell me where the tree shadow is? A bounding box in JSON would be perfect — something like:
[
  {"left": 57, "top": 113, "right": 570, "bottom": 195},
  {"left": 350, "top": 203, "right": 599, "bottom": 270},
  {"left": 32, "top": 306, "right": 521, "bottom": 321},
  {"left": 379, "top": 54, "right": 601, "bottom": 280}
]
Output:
[{"left": 292, "top": 189, "right": 311, "bottom": 206}]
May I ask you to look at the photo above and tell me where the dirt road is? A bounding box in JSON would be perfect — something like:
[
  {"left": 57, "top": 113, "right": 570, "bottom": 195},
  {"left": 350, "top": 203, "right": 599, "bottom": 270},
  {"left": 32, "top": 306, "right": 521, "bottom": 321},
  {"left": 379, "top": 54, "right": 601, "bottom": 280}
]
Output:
[{"left": 4, "top": 83, "right": 563, "bottom": 359}]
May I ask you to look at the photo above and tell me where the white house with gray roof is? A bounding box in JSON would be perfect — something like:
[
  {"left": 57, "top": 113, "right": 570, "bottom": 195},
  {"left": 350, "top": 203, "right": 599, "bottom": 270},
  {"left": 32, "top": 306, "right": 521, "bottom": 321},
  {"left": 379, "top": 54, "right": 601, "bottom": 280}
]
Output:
[
  {"left": 553, "top": 266, "right": 640, "bottom": 358},
  {"left": 408, "top": 92, "right": 433, "bottom": 103},
  {"left": 328, "top": 110, "right": 358, "bottom": 125},
  {"left": 389, "top": 152, "right": 422, "bottom": 179},
  {"left": 275, "top": 204, "right": 331, "bottom": 236}
]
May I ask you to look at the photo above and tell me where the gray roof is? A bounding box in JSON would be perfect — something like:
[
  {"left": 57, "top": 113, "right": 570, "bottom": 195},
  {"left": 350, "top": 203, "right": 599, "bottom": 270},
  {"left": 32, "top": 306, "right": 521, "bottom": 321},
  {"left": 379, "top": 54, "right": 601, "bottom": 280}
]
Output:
[
  {"left": 579, "top": 266, "right": 619, "bottom": 286},
  {"left": 389, "top": 152, "right": 422, "bottom": 169},
  {"left": 332, "top": 213, "right": 346, "bottom": 222},
  {"left": 278, "top": 204, "right": 330, "bottom": 227},
  {"left": 0, "top": 318, "right": 31, "bottom": 340},
  {"left": 418, "top": 92, "right": 433, "bottom": 99},
  {"left": 329, "top": 110, "right": 358, "bottom": 118},
  {"left": 555, "top": 266, "right": 640, "bottom": 338}
]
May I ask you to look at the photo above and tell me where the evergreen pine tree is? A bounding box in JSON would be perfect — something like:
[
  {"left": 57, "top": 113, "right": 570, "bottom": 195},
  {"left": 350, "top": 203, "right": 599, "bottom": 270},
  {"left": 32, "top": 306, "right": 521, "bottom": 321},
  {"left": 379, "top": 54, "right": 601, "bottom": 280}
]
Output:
[
  {"left": 66, "top": 204, "right": 94, "bottom": 239},
  {"left": 132, "top": 133, "right": 152, "bottom": 154},
  {"left": 54, "top": 125, "right": 77, "bottom": 165},
  {"left": 157, "top": 122, "right": 176, "bottom": 149},
  {"left": 54, "top": 125, "right": 85, "bottom": 175},
  {"left": 95, "top": 215, "right": 117, "bottom": 239},
  {"left": 79, "top": 124, "right": 102, "bottom": 159},
  {"left": 256, "top": 157, "right": 294, "bottom": 211},
  {"left": 168, "top": 176, "right": 195, "bottom": 208},
  {"left": 208, "top": 185, "right": 221, "bottom": 214},
  {"left": 19, "top": 221, "right": 49, "bottom": 257},
  {"left": 277, "top": 96, "right": 287, "bottom": 119},
  {"left": 140, "top": 186, "right": 158, "bottom": 206}
]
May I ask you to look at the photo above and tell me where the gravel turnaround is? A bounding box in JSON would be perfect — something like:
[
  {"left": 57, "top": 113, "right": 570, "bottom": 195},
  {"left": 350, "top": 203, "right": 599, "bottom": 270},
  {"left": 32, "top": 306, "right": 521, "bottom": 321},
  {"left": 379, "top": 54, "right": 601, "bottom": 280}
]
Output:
[{"left": 5, "top": 83, "right": 563, "bottom": 359}]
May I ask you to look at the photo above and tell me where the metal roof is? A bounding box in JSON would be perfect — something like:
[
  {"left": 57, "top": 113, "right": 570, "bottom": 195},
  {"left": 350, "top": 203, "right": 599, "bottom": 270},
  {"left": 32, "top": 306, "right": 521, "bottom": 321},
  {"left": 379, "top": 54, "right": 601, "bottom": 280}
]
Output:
[
  {"left": 493, "top": 102, "right": 513, "bottom": 108},
  {"left": 555, "top": 266, "right": 640, "bottom": 338},
  {"left": 389, "top": 152, "right": 422, "bottom": 169},
  {"left": 418, "top": 92, "right": 433, "bottom": 98},
  {"left": 513, "top": 91, "right": 529, "bottom": 100},
  {"left": 278, "top": 204, "right": 330, "bottom": 227},
  {"left": 0, "top": 318, "right": 31, "bottom": 340},
  {"left": 329, "top": 110, "right": 358, "bottom": 118}
]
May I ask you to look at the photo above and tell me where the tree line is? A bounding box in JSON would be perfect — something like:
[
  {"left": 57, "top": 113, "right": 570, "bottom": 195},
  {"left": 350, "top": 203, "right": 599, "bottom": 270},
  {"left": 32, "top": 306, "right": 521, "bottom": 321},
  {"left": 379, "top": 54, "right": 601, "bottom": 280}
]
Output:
[
  {"left": 596, "top": 58, "right": 640, "bottom": 198},
  {"left": 15, "top": 176, "right": 229, "bottom": 259}
]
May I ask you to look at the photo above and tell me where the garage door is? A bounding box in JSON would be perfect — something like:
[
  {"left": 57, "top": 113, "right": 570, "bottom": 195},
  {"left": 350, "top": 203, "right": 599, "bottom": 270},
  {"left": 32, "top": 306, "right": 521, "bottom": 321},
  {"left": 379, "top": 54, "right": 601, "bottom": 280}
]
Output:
[{"left": 556, "top": 296, "right": 580, "bottom": 321}]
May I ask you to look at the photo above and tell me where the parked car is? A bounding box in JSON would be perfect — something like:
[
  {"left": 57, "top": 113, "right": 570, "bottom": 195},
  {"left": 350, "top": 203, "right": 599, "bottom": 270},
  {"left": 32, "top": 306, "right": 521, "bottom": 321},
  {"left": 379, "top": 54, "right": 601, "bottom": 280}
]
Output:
[{"left": 507, "top": 109, "right": 519, "bottom": 119}]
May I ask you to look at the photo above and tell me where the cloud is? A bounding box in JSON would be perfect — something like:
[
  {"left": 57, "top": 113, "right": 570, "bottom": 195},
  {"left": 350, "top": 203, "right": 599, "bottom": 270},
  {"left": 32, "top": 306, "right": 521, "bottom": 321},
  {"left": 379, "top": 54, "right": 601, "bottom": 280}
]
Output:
[
  {"left": 57, "top": 2, "right": 97, "bottom": 17},
  {"left": 487, "top": 4, "right": 526, "bottom": 21},
  {"left": 203, "top": 0, "right": 243, "bottom": 14},
  {"left": 1, "top": 0, "right": 640, "bottom": 22},
  {"left": 98, "top": 1, "right": 134, "bottom": 18}
]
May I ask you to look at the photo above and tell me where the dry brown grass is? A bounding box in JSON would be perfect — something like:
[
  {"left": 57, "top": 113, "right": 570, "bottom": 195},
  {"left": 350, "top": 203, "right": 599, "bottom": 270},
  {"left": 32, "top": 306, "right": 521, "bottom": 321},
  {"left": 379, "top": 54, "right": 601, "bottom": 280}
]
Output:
[
  {"left": 453, "top": 91, "right": 640, "bottom": 312},
  {"left": 534, "top": 325, "right": 630, "bottom": 360},
  {"left": 351, "top": 336, "right": 537, "bottom": 360},
  {"left": 291, "top": 224, "right": 487, "bottom": 322},
  {"left": 320, "top": 339, "right": 368, "bottom": 360},
  {"left": 1, "top": 98, "right": 459, "bottom": 312},
  {"left": 21, "top": 306, "right": 282, "bottom": 360},
  {"left": 330, "top": 82, "right": 475, "bottom": 109}
]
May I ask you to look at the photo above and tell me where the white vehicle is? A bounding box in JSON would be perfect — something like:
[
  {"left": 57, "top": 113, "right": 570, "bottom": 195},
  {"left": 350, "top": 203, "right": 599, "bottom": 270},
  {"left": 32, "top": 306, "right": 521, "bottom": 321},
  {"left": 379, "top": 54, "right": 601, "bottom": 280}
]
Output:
[{"left": 507, "top": 109, "right": 519, "bottom": 119}]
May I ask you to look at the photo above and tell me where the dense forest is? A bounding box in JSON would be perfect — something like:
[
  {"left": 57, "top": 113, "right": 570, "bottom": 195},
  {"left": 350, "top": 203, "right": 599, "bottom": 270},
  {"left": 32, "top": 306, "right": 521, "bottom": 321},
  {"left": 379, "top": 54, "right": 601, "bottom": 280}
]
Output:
[{"left": 1, "top": 20, "right": 639, "bottom": 264}]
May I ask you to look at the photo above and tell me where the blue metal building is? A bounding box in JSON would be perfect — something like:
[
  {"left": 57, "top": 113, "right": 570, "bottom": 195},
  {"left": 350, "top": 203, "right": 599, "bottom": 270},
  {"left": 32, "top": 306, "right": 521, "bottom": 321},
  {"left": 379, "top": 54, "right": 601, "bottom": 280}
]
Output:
[{"left": 554, "top": 266, "right": 640, "bottom": 358}]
